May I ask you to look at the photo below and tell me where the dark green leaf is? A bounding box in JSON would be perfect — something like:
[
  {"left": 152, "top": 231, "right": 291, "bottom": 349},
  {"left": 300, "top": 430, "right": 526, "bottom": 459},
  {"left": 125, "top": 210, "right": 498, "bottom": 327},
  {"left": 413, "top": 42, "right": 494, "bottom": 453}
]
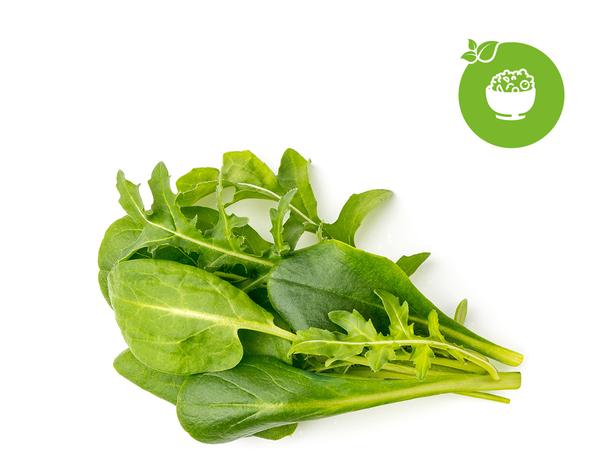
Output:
[
  {"left": 268, "top": 240, "right": 523, "bottom": 366},
  {"left": 323, "top": 189, "right": 392, "bottom": 246},
  {"left": 176, "top": 356, "right": 521, "bottom": 443},
  {"left": 396, "top": 252, "right": 431, "bottom": 276}
]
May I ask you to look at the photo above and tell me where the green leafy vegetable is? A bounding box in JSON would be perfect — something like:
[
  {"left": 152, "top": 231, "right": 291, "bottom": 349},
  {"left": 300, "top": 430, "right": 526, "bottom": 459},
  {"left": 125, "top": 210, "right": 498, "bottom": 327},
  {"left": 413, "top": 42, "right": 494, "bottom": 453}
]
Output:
[
  {"left": 177, "top": 356, "right": 521, "bottom": 443},
  {"left": 396, "top": 252, "right": 431, "bottom": 276},
  {"left": 322, "top": 189, "right": 392, "bottom": 246},
  {"left": 98, "top": 149, "right": 523, "bottom": 445},
  {"left": 108, "top": 259, "right": 294, "bottom": 374}
]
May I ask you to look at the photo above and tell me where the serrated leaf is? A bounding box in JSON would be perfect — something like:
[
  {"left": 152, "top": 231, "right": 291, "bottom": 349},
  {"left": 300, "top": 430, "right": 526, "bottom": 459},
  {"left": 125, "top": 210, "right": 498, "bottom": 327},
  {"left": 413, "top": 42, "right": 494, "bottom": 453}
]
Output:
[
  {"left": 396, "top": 252, "right": 430, "bottom": 276},
  {"left": 323, "top": 189, "right": 393, "bottom": 246},
  {"left": 277, "top": 148, "right": 320, "bottom": 226},
  {"left": 328, "top": 310, "right": 378, "bottom": 341},
  {"left": 176, "top": 167, "right": 219, "bottom": 207},
  {"left": 290, "top": 327, "right": 364, "bottom": 363},
  {"left": 222, "top": 150, "right": 282, "bottom": 193},
  {"left": 374, "top": 291, "right": 413, "bottom": 339},
  {"left": 270, "top": 188, "right": 298, "bottom": 256},
  {"left": 412, "top": 344, "right": 434, "bottom": 380}
]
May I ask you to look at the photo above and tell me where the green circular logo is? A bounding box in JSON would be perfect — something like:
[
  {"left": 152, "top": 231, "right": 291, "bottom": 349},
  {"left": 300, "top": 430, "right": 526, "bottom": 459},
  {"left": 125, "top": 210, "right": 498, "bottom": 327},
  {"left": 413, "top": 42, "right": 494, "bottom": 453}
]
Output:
[{"left": 459, "top": 40, "right": 564, "bottom": 148}]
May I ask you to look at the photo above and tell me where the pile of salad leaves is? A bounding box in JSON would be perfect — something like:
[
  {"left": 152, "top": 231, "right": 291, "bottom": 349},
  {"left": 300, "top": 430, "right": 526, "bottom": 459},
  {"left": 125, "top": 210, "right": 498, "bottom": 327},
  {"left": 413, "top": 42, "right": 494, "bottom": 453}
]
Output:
[{"left": 98, "top": 149, "right": 523, "bottom": 444}]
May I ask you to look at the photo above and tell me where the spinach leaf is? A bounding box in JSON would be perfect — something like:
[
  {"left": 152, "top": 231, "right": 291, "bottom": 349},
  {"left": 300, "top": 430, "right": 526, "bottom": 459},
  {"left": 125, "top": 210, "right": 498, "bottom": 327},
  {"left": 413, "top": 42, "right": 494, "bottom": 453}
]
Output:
[
  {"left": 108, "top": 259, "right": 295, "bottom": 374},
  {"left": 98, "top": 216, "right": 143, "bottom": 304},
  {"left": 114, "top": 349, "right": 185, "bottom": 404},
  {"left": 396, "top": 252, "right": 431, "bottom": 276},
  {"left": 177, "top": 356, "right": 521, "bottom": 443},
  {"left": 322, "top": 189, "right": 392, "bottom": 246},
  {"left": 114, "top": 349, "right": 297, "bottom": 440},
  {"left": 268, "top": 240, "right": 523, "bottom": 366}
]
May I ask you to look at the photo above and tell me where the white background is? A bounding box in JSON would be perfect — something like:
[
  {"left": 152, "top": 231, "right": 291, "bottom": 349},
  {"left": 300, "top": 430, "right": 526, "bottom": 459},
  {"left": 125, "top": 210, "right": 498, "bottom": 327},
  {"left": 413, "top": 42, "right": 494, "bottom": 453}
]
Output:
[{"left": 1, "top": 1, "right": 598, "bottom": 458}]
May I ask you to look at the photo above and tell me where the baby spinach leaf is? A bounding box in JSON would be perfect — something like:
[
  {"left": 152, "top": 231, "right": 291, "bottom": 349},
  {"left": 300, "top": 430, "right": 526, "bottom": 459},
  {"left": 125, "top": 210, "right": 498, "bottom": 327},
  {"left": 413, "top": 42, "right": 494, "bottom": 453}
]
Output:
[
  {"left": 114, "top": 349, "right": 297, "bottom": 440},
  {"left": 322, "top": 189, "right": 392, "bottom": 246},
  {"left": 114, "top": 349, "right": 185, "bottom": 404},
  {"left": 108, "top": 259, "right": 294, "bottom": 375},
  {"left": 176, "top": 356, "right": 521, "bottom": 443},
  {"left": 98, "top": 215, "right": 143, "bottom": 304},
  {"left": 396, "top": 252, "right": 431, "bottom": 276},
  {"left": 268, "top": 240, "right": 523, "bottom": 366},
  {"left": 175, "top": 167, "right": 219, "bottom": 207}
]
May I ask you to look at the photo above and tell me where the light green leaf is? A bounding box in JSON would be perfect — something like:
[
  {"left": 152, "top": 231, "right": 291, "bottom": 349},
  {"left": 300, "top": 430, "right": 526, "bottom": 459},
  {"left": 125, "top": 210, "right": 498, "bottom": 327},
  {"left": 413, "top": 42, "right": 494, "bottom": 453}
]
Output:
[
  {"left": 108, "top": 259, "right": 293, "bottom": 375},
  {"left": 175, "top": 167, "right": 219, "bottom": 207},
  {"left": 222, "top": 150, "right": 282, "bottom": 194},
  {"left": 328, "top": 309, "right": 378, "bottom": 341},
  {"left": 396, "top": 252, "right": 431, "bottom": 276},
  {"left": 374, "top": 291, "right": 413, "bottom": 339},
  {"left": 461, "top": 51, "right": 477, "bottom": 62},
  {"left": 289, "top": 327, "right": 363, "bottom": 364},
  {"left": 114, "top": 349, "right": 185, "bottom": 404},
  {"left": 468, "top": 39, "right": 477, "bottom": 50},
  {"left": 323, "top": 189, "right": 393, "bottom": 246},
  {"left": 269, "top": 189, "right": 297, "bottom": 256},
  {"left": 412, "top": 344, "right": 434, "bottom": 380},
  {"left": 277, "top": 148, "right": 320, "bottom": 225},
  {"left": 454, "top": 299, "right": 468, "bottom": 325},
  {"left": 115, "top": 163, "right": 273, "bottom": 271},
  {"left": 476, "top": 41, "right": 499, "bottom": 61}
]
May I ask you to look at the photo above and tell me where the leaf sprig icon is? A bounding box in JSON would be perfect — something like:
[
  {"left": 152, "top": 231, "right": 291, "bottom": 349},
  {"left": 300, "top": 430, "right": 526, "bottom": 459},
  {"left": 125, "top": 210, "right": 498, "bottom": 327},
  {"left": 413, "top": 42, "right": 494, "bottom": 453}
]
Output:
[{"left": 461, "top": 39, "right": 500, "bottom": 63}]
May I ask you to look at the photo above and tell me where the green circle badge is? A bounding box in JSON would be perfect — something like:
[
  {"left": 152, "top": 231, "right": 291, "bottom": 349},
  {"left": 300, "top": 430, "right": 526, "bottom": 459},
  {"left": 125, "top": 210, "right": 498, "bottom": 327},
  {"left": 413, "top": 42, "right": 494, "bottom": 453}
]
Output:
[{"left": 459, "top": 40, "right": 564, "bottom": 148}]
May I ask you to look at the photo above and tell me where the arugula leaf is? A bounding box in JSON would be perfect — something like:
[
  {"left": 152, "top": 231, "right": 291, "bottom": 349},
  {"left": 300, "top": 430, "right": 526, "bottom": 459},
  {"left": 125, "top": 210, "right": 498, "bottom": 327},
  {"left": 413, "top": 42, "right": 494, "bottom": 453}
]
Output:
[
  {"left": 115, "top": 163, "right": 273, "bottom": 271},
  {"left": 175, "top": 167, "right": 219, "bottom": 207},
  {"left": 396, "top": 252, "right": 431, "bottom": 276},
  {"left": 323, "top": 189, "right": 392, "bottom": 246},
  {"left": 108, "top": 259, "right": 295, "bottom": 374},
  {"left": 277, "top": 148, "right": 320, "bottom": 226},
  {"left": 270, "top": 189, "right": 297, "bottom": 256},
  {"left": 222, "top": 150, "right": 283, "bottom": 199}
]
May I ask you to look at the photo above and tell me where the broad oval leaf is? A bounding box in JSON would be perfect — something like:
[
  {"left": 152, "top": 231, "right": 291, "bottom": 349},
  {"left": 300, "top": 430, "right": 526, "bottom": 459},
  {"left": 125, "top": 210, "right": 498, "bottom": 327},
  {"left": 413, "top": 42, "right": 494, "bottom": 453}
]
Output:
[
  {"left": 476, "top": 41, "right": 499, "bottom": 61},
  {"left": 461, "top": 51, "right": 477, "bottom": 62},
  {"left": 177, "top": 356, "right": 522, "bottom": 443},
  {"left": 108, "top": 259, "right": 291, "bottom": 374}
]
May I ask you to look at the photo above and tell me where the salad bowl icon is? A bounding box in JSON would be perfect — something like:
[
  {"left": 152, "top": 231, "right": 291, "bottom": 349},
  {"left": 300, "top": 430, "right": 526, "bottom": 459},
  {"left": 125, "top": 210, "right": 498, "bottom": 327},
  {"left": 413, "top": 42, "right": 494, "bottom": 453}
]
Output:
[{"left": 485, "top": 69, "right": 536, "bottom": 120}]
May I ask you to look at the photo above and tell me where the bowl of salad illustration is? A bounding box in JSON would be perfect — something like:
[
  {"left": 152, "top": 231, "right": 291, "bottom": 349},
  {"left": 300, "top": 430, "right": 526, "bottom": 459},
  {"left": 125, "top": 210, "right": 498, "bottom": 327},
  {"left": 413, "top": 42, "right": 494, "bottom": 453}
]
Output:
[{"left": 485, "top": 69, "right": 536, "bottom": 120}]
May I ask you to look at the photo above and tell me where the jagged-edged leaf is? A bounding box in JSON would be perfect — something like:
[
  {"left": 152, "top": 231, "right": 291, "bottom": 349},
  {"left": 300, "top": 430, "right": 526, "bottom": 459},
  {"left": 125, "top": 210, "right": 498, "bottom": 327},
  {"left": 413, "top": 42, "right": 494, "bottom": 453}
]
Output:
[
  {"left": 277, "top": 148, "right": 320, "bottom": 227},
  {"left": 374, "top": 290, "right": 413, "bottom": 339},
  {"left": 396, "top": 252, "right": 431, "bottom": 276},
  {"left": 412, "top": 344, "right": 434, "bottom": 380},
  {"left": 328, "top": 309, "right": 378, "bottom": 341},
  {"left": 323, "top": 189, "right": 392, "bottom": 246},
  {"left": 222, "top": 150, "right": 282, "bottom": 198},
  {"left": 175, "top": 167, "right": 219, "bottom": 207},
  {"left": 289, "top": 328, "right": 363, "bottom": 364},
  {"left": 114, "top": 163, "right": 273, "bottom": 273},
  {"left": 269, "top": 189, "right": 297, "bottom": 256}
]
